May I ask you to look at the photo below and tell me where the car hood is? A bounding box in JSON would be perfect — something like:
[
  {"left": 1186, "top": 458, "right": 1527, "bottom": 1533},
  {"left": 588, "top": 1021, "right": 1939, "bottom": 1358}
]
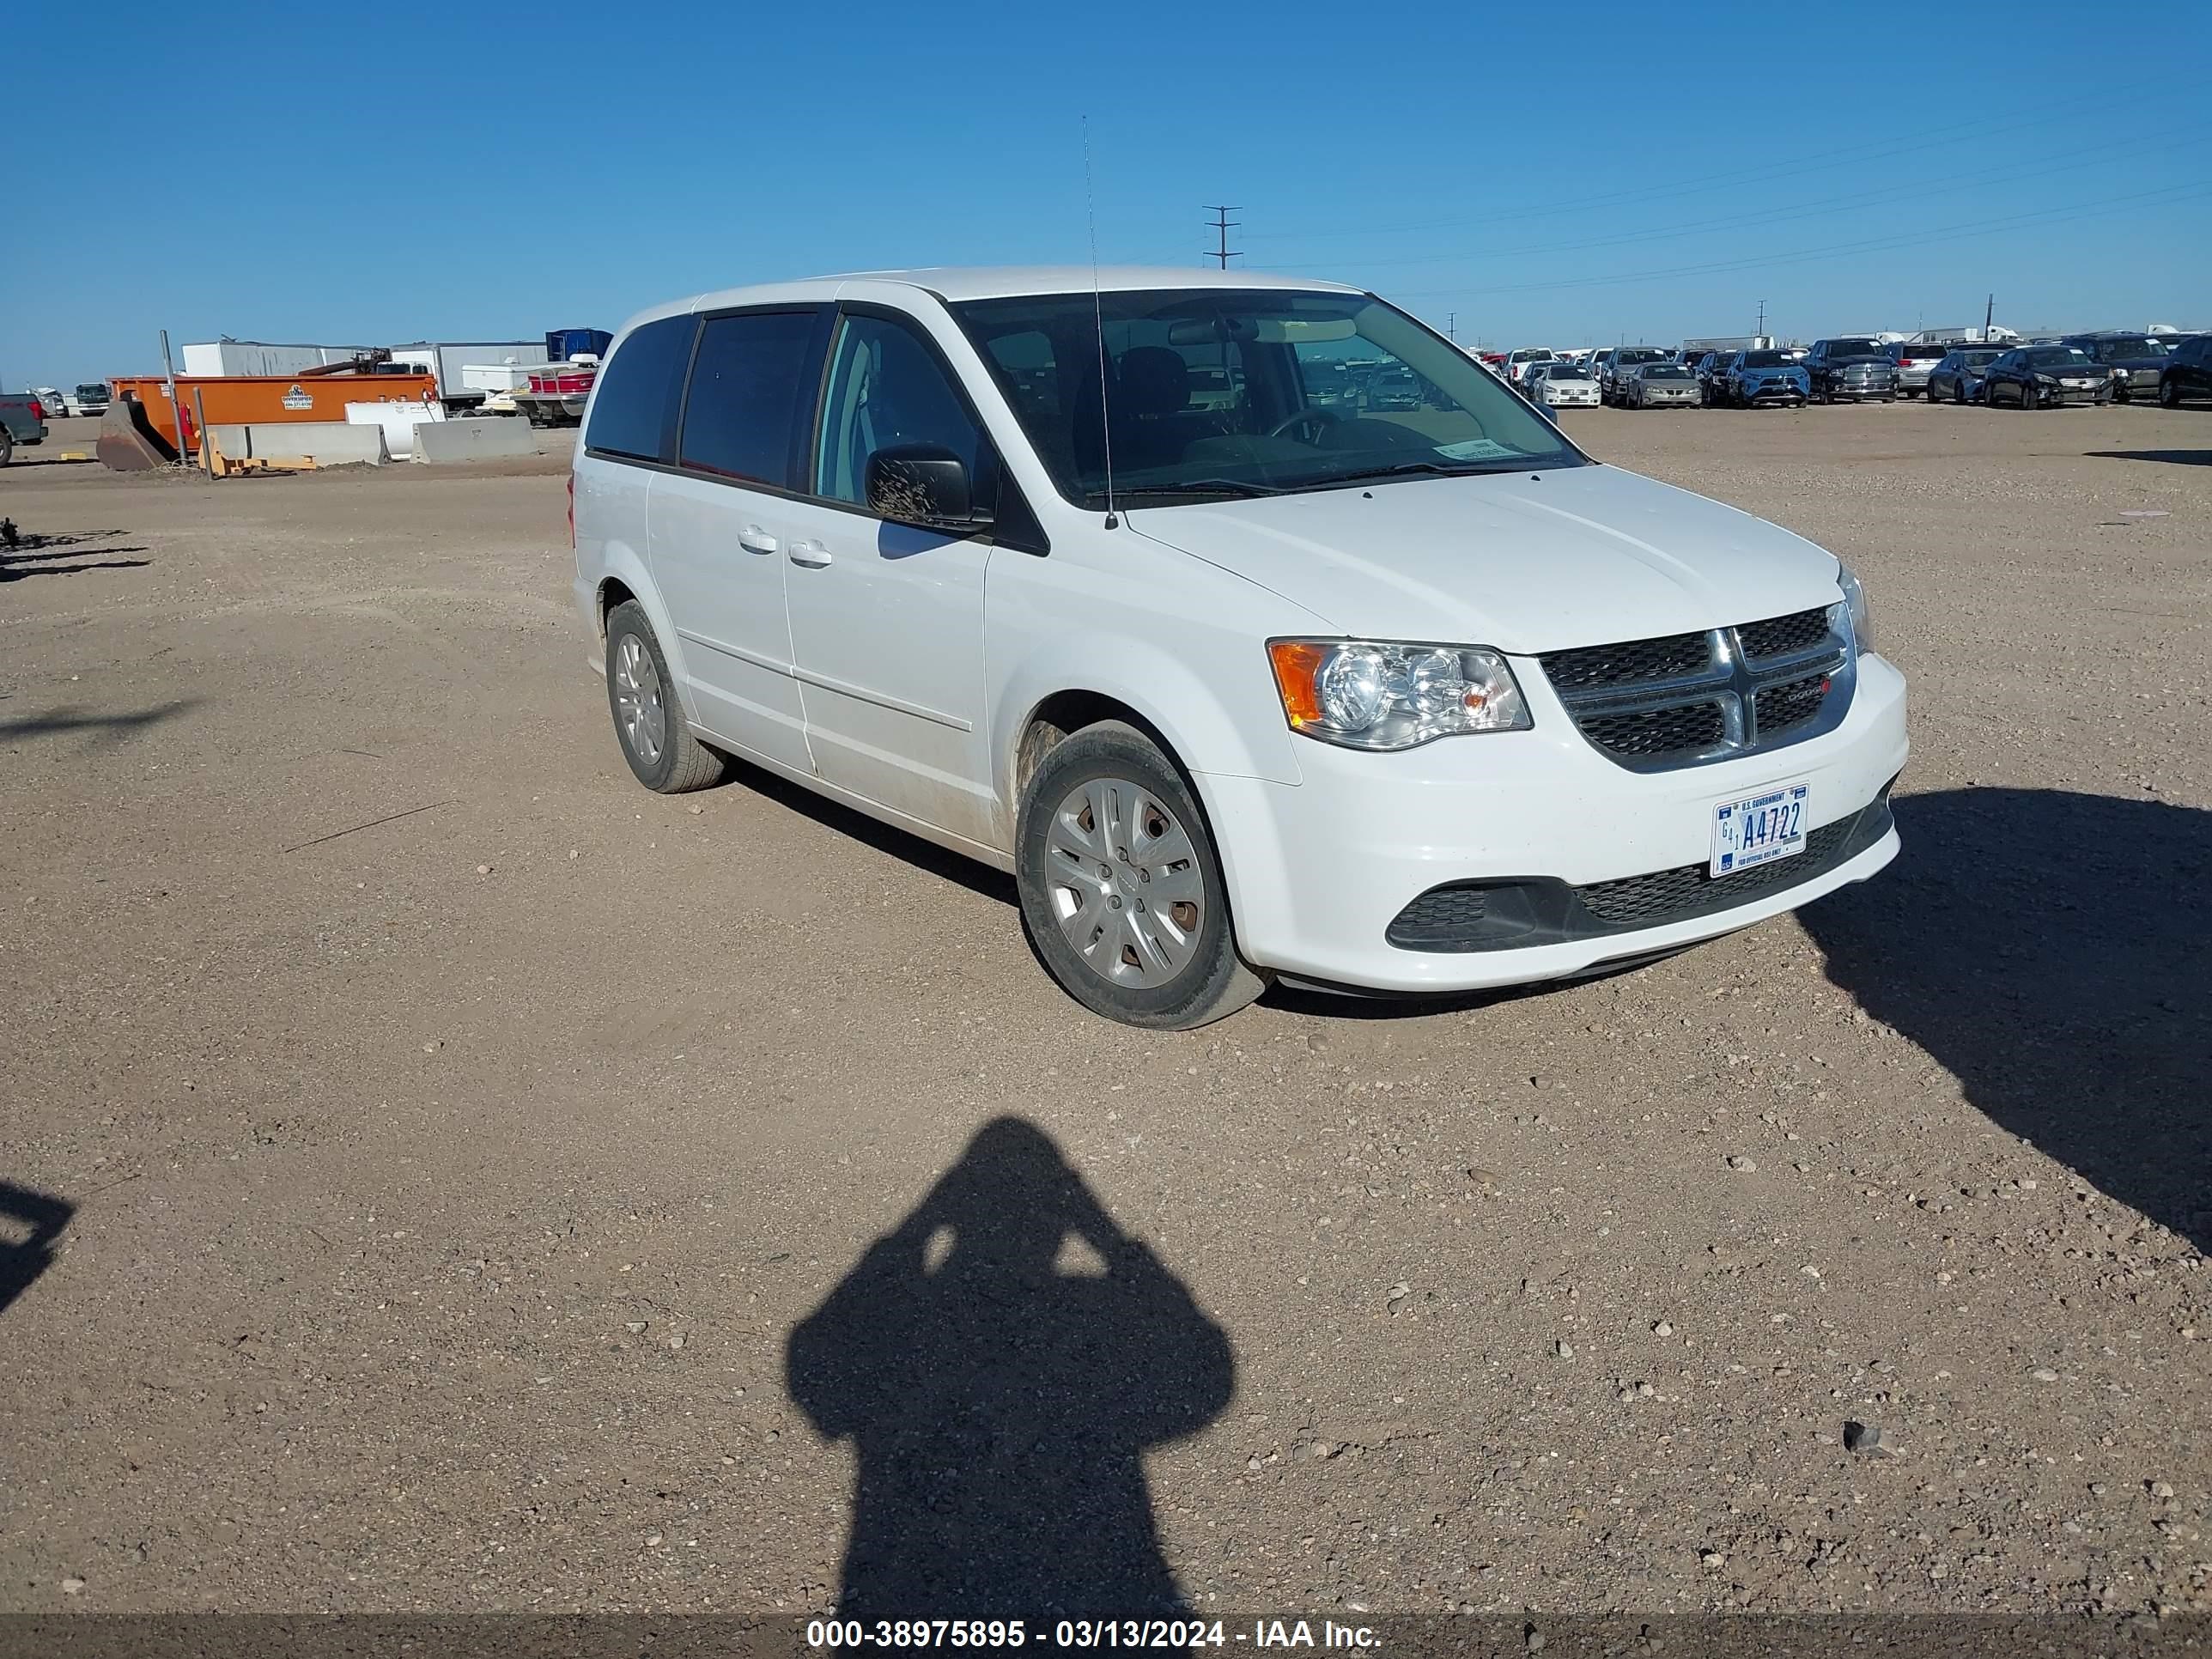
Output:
[{"left": 1125, "top": 464, "right": 1843, "bottom": 653}]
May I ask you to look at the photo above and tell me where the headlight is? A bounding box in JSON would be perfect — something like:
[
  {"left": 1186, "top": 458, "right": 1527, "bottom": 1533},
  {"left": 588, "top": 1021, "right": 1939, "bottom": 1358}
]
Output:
[
  {"left": 1267, "top": 640, "right": 1530, "bottom": 750},
  {"left": 1835, "top": 563, "right": 1871, "bottom": 651}
]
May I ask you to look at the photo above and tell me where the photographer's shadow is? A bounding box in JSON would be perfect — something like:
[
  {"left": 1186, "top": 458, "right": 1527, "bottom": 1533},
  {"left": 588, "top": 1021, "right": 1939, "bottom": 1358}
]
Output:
[
  {"left": 1802, "top": 788, "right": 2211, "bottom": 1252},
  {"left": 787, "top": 1118, "right": 1233, "bottom": 1618}
]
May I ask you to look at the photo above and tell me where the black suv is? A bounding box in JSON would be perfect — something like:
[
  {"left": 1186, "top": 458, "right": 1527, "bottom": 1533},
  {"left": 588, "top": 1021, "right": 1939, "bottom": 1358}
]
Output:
[
  {"left": 2157, "top": 336, "right": 2212, "bottom": 408},
  {"left": 1804, "top": 338, "right": 1898, "bottom": 404},
  {"left": 2060, "top": 332, "right": 2173, "bottom": 404}
]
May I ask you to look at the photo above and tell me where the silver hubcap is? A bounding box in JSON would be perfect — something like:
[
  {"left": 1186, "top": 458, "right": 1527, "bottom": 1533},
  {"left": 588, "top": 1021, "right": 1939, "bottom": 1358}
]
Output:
[
  {"left": 1043, "top": 777, "right": 1205, "bottom": 988},
  {"left": 613, "top": 634, "right": 665, "bottom": 765}
]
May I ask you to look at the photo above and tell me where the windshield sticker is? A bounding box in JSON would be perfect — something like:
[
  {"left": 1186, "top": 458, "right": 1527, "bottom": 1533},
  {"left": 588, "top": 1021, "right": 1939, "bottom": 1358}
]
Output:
[{"left": 1435, "top": 439, "right": 1520, "bottom": 461}]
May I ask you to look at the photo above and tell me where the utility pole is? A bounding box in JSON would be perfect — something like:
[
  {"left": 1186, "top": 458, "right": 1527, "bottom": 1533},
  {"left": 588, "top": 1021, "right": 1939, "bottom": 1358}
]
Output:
[
  {"left": 1204, "top": 205, "right": 1243, "bottom": 270},
  {"left": 1446, "top": 312, "right": 1457, "bottom": 343},
  {"left": 1755, "top": 299, "right": 1766, "bottom": 338},
  {"left": 1984, "top": 292, "right": 1995, "bottom": 337}
]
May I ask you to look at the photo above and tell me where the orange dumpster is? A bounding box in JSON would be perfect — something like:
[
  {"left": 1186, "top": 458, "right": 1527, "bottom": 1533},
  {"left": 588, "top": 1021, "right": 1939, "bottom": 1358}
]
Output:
[{"left": 109, "top": 374, "right": 441, "bottom": 454}]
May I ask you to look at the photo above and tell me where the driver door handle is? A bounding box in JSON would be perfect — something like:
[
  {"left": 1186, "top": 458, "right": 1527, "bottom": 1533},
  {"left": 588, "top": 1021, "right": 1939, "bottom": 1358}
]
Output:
[
  {"left": 788, "top": 540, "right": 833, "bottom": 568},
  {"left": 737, "top": 526, "right": 779, "bottom": 555}
]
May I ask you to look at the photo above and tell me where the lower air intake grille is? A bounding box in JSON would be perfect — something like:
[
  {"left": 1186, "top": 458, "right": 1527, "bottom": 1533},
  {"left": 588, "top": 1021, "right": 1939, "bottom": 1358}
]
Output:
[{"left": 1577, "top": 820, "right": 1856, "bottom": 926}]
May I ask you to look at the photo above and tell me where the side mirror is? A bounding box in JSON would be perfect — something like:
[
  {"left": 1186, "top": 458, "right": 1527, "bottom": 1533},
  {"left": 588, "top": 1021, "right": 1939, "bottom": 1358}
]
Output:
[{"left": 865, "top": 443, "right": 977, "bottom": 528}]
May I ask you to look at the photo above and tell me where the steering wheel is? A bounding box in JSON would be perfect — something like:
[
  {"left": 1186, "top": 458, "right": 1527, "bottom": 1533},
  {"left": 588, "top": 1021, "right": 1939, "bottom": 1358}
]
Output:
[{"left": 1267, "top": 405, "right": 1344, "bottom": 445}]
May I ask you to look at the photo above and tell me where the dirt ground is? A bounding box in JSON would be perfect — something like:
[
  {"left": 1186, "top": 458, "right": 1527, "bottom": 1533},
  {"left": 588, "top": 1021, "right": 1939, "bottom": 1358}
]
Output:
[{"left": 1, "top": 400, "right": 2205, "bottom": 1621}]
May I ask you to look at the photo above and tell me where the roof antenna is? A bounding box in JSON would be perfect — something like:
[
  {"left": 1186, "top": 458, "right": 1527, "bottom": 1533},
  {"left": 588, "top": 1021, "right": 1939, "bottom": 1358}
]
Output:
[{"left": 1084, "top": 115, "right": 1118, "bottom": 530}]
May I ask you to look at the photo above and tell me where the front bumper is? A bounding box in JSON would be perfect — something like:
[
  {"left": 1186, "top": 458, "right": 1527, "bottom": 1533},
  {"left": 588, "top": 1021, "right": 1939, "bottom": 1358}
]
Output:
[
  {"left": 1740, "top": 380, "right": 1807, "bottom": 403},
  {"left": 1203, "top": 653, "right": 1909, "bottom": 994}
]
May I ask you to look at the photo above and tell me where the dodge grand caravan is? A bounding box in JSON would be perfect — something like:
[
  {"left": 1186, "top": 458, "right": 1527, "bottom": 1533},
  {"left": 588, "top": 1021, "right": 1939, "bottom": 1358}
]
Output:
[{"left": 571, "top": 268, "right": 1906, "bottom": 1028}]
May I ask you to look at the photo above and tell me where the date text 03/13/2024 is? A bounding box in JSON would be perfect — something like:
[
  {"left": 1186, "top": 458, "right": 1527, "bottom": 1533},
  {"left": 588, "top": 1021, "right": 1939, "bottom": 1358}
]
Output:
[{"left": 803, "top": 1620, "right": 1380, "bottom": 1650}]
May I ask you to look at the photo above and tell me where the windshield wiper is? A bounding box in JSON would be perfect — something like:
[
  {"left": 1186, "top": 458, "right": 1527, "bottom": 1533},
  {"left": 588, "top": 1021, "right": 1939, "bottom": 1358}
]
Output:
[
  {"left": 1109, "top": 477, "right": 1296, "bottom": 501},
  {"left": 1305, "top": 458, "right": 1533, "bottom": 486}
]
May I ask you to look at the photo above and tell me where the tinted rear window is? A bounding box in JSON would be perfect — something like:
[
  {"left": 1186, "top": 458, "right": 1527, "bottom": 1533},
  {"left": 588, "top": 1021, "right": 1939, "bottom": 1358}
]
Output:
[
  {"left": 1741, "top": 351, "right": 1791, "bottom": 367},
  {"left": 586, "top": 315, "right": 695, "bottom": 463},
  {"left": 678, "top": 310, "right": 826, "bottom": 486}
]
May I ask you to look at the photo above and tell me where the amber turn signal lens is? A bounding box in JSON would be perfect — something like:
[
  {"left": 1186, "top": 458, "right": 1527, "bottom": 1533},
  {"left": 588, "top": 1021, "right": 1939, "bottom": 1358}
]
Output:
[{"left": 1267, "top": 640, "right": 1331, "bottom": 726}]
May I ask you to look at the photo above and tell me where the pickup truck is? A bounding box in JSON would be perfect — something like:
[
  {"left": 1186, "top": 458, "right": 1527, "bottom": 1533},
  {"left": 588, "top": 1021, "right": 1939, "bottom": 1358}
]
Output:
[{"left": 0, "top": 392, "right": 52, "bottom": 464}]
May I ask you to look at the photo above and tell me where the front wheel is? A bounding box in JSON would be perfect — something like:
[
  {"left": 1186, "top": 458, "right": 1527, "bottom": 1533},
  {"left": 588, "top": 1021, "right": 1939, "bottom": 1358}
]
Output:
[
  {"left": 2160, "top": 378, "right": 2183, "bottom": 409},
  {"left": 0, "top": 428, "right": 11, "bottom": 465},
  {"left": 2019, "top": 383, "right": 2039, "bottom": 410},
  {"left": 1015, "top": 721, "right": 1266, "bottom": 1030},
  {"left": 1953, "top": 380, "right": 1966, "bottom": 404}
]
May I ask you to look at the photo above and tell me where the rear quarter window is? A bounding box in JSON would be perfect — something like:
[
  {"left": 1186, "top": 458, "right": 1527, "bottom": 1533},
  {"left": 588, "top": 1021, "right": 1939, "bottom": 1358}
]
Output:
[{"left": 586, "top": 315, "right": 696, "bottom": 463}]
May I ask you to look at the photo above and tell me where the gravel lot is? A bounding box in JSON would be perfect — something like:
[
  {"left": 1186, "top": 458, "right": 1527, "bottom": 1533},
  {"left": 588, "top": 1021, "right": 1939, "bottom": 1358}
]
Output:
[{"left": 2, "top": 402, "right": 2206, "bottom": 1621}]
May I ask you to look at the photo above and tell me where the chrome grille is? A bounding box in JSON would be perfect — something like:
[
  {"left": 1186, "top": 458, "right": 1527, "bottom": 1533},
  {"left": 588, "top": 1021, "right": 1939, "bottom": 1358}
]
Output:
[{"left": 1538, "top": 607, "right": 1853, "bottom": 772}]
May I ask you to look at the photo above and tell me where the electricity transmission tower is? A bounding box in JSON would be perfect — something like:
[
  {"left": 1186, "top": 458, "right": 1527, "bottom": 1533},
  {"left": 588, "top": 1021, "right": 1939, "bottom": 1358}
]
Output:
[{"left": 1205, "top": 206, "right": 1243, "bottom": 270}]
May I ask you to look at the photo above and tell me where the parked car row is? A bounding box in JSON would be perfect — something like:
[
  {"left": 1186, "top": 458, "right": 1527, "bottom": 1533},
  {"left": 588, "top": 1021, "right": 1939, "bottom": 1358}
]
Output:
[{"left": 1500, "top": 330, "right": 2210, "bottom": 414}]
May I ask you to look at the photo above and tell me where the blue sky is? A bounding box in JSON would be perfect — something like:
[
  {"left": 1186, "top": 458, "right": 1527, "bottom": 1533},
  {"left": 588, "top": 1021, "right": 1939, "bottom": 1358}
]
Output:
[{"left": 5, "top": 0, "right": 2208, "bottom": 386}]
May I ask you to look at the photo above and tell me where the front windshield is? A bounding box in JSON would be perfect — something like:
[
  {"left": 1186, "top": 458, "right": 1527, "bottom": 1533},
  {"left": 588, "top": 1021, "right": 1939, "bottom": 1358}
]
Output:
[
  {"left": 1740, "top": 351, "right": 1792, "bottom": 368},
  {"left": 1644, "top": 366, "right": 1693, "bottom": 380},
  {"left": 75, "top": 383, "right": 106, "bottom": 399},
  {"left": 1828, "top": 338, "right": 1884, "bottom": 356},
  {"left": 952, "top": 289, "right": 1584, "bottom": 507},
  {"left": 1615, "top": 348, "right": 1668, "bottom": 365},
  {"left": 2025, "top": 348, "right": 2094, "bottom": 368}
]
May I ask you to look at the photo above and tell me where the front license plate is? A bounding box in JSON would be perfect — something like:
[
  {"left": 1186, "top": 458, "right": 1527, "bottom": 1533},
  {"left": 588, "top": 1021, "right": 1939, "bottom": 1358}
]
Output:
[{"left": 1711, "top": 781, "right": 1809, "bottom": 878}]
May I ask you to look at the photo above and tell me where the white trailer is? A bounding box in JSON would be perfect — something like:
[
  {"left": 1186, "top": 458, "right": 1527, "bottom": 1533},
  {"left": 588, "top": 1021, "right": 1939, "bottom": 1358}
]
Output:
[
  {"left": 382, "top": 342, "right": 551, "bottom": 413},
  {"left": 183, "top": 338, "right": 552, "bottom": 414}
]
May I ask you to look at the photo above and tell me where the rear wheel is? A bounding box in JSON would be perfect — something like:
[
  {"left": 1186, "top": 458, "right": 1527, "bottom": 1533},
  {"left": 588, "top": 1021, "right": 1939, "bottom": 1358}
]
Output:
[
  {"left": 0, "top": 428, "right": 11, "bottom": 466},
  {"left": 2160, "top": 377, "right": 2183, "bottom": 409},
  {"left": 1015, "top": 721, "right": 1266, "bottom": 1030},
  {"left": 604, "top": 600, "right": 726, "bottom": 793}
]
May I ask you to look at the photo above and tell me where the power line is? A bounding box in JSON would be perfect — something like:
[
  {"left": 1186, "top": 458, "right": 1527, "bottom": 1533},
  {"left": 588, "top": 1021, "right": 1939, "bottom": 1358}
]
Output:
[
  {"left": 1268, "top": 123, "right": 2206, "bottom": 274},
  {"left": 1205, "top": 205, "right": 1243, "bottom": 270},
  {"left": 1247, "top": 110, "right": 2183, "bottom": 247},
  {"left": 1389, "top": 179, "right": 2212, "bottom": 301}
]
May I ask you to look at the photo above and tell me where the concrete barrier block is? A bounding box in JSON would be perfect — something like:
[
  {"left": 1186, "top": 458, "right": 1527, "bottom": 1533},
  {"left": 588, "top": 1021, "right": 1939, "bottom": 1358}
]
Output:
[
  {"left": 414, "top": 418, "right": 540, "bottom": 465},
  {"left": 240, "top": 422, "right": 389, "bottom": 466}
]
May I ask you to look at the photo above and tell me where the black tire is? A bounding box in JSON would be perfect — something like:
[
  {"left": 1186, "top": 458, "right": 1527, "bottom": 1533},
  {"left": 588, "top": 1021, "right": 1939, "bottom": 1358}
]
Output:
[
  {"left": 2019, "top": 382, "right": 2039, "bottom": 410},
  {"left": 603, "top": 600, "right": 726, "bottom": 793},
  {"left": 2160, "top": 377, "right": 2182, "bottom": 409},
  {"left": 0, "top": 428, "right": 11, "bottom": 465},
  {"left": 1015, "top": 720, "right": 1267, "bottom": 1030},
  {"left": 1953, "top": 380, "right": 1966, "bottom": 404}
]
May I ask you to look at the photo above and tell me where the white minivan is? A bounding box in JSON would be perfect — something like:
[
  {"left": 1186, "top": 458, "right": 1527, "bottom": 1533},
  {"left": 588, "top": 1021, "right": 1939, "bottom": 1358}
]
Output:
[{"left": 571, "top": 268, "right": 1906, "bottom": 1028}]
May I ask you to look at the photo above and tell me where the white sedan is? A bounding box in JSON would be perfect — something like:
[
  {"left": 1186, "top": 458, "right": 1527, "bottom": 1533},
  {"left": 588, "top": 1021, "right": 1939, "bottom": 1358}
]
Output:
[{"left": 1528, "top": 363, "right": 1600, "bottom": 407}]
